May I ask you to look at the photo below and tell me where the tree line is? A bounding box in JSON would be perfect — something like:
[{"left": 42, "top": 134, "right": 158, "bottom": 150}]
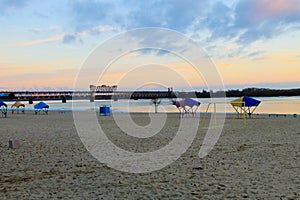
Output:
[{"left": 196, "top": 87, "right": 300, "bottom": 98}]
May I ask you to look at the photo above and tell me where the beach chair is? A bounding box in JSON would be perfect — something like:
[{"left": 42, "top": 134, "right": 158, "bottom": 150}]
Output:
[
  {"left": 172, "top": 98, "right": 200, "bottom": 117},
  {"left": 11, "top": 101, "right": 25, "bottom": 114},
  {"left": 34, "top": 102, "right": 49, "bottom": 114},
  {"left": 0, "top": 100, "right": 7, "bottom": 118}
]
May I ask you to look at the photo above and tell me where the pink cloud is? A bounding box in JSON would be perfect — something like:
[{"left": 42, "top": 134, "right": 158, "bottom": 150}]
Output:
[
  {"left": 248, "top": 0, "right": 300, "bottom": 23},
  {"left": 15, "top": 34, "right": 64, "bottom": 46}
]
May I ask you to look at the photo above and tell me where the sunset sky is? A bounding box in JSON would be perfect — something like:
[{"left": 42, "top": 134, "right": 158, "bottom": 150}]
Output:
[{"left": 1, "top": 0, "right": 300, "bottom": 91}]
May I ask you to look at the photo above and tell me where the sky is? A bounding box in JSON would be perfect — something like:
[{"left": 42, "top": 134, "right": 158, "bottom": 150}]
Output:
[{"left": 0, "top": 0, "right": 300, "bottom": 91}]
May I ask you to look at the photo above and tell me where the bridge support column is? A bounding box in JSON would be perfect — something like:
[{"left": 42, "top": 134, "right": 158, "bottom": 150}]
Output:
[
  {"left": 90, "top": 93, "right": 95, "bottom": 102},
  {"left": 62, "top": 96, "right": 66, "bottom": 103},
  {"left": 113, "top": 95, "right": 118, "bottom": 101}
]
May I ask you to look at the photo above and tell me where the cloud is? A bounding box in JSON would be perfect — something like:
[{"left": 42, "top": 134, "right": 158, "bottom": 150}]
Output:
[
  {"left": 235, "top": 0, "right": 300, "bottom": 28},
  {"left": 129, "top": 48, "right": 170, "bottom": 57},
  {"left": 0, "top": 0, "right": 29, "bottom": 15},
  {"left": 200, "top": 2, "right": 236, "bottom": 41},
  {"left": 126, "top": 0, "right": 210, "bottom": 30},
  {"left": 246, "top": 51, "right": 265, "bottom": 58},
  {"left": 234, "top": 0, "right": 300, "bottom": 43},
  {"left": 61, "top": 25, "right": 118, "bottom": 44},
  {"left": 15, "top": 24, "right": 118, "bottom": 46},
  {"left": 185, "top": 0, "right": 300, "bottom": 59},
  {"left": 62, "top": 34, "right": 77, "bottom": 44},
  {"left": 28, "top": 26, "right": 61, "bottom": 34},
  {"left": 89, "top": 25, "right": 119, "bottom": 34},
  {"left": 10, "top": 0, "right": 300, "bottom": 49},
  {"left": 15, "top": 34, "right": 64, "bottom": 46},
  {"left": 196, "top": 0, "right": 300, "bottom": 47},
  {"left": 70, "top": 0, "right": 211, "bottom": 31},
  {"left": 70, "top": 0, "right": 116, "bottom": 31}
]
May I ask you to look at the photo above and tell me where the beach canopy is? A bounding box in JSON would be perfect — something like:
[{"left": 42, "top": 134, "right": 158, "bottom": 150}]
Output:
[
  {"left": 34, "top": 101, "right": 49, "bottom": 109},
  {"left": 0, "top": 100, "right": 7, "bottom": 107},
  {"left": 0, "top": 100, "right": 7, "bottom": 117},
  {"left": 231, "top": 96, "right": 261, "bottom": 107},
  {"left": 12, "top": 101, "right": 25, "bottom": 108},
  {"left": 174, "top": 98, "right": 200, "bottom": 108},
  {"left": 34, "top": 101, "right": 49, "bottom": 114},
  {"left": 173, "top": 98, "right": 200, "bottom": 117},
  {"left": 11, "top": 101, "right": 25, "bottom": 114},
  {"left": 230, "top": 96, "right": 261, "bottom": 117}
]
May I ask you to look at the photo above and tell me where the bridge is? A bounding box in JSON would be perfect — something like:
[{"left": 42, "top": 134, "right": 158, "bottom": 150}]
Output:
[
  {"left": 0, "top": 90, "right": 201, "bottom": 103},
  {"left": 0, "top": 85, "right": 212, "bottom": 103}
]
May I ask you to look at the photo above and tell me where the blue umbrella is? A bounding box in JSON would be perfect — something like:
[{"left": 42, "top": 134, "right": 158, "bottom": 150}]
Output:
[
  {"left": 0, "top": 100, "right": 7, "bottom": 118},
  {"left": 34, "top": 101, "right": 49, "bottom": 109}
]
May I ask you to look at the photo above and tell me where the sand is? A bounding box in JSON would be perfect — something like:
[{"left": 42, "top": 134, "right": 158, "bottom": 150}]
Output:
[{"left": 0, "top": 111, "right": 299, "bottom": 199}]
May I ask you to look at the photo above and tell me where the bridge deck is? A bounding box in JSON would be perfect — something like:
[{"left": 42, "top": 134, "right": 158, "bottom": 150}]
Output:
[{"left": 0, "top": 91, "right": 202, "bottom": 101}]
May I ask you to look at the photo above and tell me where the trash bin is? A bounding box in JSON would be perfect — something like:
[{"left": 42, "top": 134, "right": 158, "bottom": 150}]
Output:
[
  {"left": 293, "top": 114, "right": 297, "bottom": 118},
  {"left": 100, "top": 106, "right": 110, "bottom": 116},
  {"left": 9, "top": 139, "right": 19, "bottom": 149}
]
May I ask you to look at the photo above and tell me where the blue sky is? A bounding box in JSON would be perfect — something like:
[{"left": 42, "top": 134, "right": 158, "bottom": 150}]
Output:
[{"left": 0, "top": 0, "right": 300, "bottom": 90}]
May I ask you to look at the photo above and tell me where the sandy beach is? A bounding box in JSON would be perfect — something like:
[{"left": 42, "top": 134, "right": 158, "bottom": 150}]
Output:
[{"left": 0, "top": 111, "right": 299, "bottom": 199}]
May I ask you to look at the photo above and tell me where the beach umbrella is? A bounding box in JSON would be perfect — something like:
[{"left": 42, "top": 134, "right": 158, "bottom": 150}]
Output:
[
  {"left": 34, "top": 101, "right": 49, "bottom": 114},
  {"left": 231, "top": 96, "right": 261, "bottom": 118},
  {"left": 0, "top": 100, "right": 7, "bottom": 118},
  {"left": 11, "top": 101, "right": 25, "bottom": 114},
  {"left": 0, "top": 100, "right": 6, "bottom": 107},
  {"left": 172, "top": 98, "right": 200, "bottom": 117}
]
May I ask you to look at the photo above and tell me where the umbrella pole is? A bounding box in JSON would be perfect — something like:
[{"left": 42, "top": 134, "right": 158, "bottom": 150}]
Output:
[
  {"left": 214, "top": 103, "right": 217, "bottom": 128},
  {"left": 201, "top": 103, "right": 211, "bottom": 127}
]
